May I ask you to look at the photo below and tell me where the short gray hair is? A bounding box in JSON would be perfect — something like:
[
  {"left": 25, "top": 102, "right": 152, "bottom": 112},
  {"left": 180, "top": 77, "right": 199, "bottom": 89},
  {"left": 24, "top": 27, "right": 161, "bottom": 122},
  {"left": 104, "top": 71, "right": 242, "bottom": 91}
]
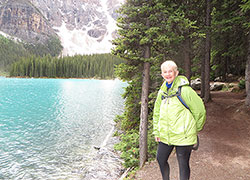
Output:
[{"left": 161, "top": 60, "right": 178, "bottom": 72}]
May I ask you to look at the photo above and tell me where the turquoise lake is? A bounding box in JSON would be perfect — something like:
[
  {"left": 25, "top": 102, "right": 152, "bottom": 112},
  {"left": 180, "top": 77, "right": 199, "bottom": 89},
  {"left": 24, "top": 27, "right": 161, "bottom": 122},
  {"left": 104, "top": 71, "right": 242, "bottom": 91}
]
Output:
[{"left": 0, "top": 77, "right": 127, "bottom": 179}]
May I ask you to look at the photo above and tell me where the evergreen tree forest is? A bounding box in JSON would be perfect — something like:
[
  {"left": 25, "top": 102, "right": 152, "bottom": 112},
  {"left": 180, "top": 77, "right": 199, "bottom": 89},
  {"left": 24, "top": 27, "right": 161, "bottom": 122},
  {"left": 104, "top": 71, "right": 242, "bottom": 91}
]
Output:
[
  {"left": 0, "top": 34, "right": 63, "bottom": 74},
  {"left": 112, "top": 0, "right": 250, "bottom": 169},
  {"left": 0, "top": 34, "right": 122, "bottom": 79},
  {"left": 0, "top": 35, "right": 29, "bottom": 74},
  {"left": 10, "top": 54, "right": 124, "bottom": 79}
]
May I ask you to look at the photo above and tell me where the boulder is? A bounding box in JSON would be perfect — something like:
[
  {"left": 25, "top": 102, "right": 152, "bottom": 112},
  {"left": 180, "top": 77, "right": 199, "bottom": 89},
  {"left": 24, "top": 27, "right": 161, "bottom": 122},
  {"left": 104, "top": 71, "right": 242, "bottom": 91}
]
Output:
[
  {"left": 191, "top": 78, "right": 201, "bottom": 90},
  {"left": 210, "top": 82, "right": 225, "bottom": 91},
  {"left": 214, "top": 76, "right": 223, "bottom": 82}
]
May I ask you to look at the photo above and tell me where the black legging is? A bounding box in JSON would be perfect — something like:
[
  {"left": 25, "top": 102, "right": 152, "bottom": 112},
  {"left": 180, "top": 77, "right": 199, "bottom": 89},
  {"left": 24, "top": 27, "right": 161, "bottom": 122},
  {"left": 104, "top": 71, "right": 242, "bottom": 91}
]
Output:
[{"left": 157, "top": 142, "right": 193, "bottom": 180}]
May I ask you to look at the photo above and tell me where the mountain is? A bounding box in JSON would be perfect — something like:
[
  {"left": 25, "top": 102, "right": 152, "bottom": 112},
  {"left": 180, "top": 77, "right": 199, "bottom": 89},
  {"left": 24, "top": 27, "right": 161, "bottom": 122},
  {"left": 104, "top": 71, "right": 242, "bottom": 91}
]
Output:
[
  {"left": 0, "top": 0, "right": 57, "bottom": 44},
  {"left": 0, "top": 0, "right": 124, "bottom": 56}
]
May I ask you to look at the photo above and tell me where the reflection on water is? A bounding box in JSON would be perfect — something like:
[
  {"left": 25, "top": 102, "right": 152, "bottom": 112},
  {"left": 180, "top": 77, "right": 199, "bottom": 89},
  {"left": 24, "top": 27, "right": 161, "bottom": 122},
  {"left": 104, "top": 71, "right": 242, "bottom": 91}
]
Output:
[{"left": 0, "top": 78, "right": 126, "bottom": 179}]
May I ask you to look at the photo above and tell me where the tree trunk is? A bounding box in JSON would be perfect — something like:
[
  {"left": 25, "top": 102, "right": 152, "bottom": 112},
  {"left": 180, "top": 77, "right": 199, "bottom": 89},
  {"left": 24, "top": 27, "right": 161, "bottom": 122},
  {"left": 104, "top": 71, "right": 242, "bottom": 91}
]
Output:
[
  {"left": 139, "top": 45, "right": 150, "bottom": 168},
  {"left": 246, "top": 33, "right": 250, "bottom": 106},
  {"left": 204, "top": 0, "right": 211, "bottom": 103},
  {"left": 184, "top": 38, "right": 191, "bottom": 82},
  {"left": 201, "top": 39, "right": 205, "bottom": 98},
  {"left": 222, "top": 46, "right": 229, "bottom": 82}
]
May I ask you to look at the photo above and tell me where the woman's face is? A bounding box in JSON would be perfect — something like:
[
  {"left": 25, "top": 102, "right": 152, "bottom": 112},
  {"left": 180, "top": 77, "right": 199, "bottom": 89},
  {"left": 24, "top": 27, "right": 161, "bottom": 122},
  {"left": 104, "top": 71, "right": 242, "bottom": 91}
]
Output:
[{"left": 161, "top": 66, "right": 178, "bottom": 84}]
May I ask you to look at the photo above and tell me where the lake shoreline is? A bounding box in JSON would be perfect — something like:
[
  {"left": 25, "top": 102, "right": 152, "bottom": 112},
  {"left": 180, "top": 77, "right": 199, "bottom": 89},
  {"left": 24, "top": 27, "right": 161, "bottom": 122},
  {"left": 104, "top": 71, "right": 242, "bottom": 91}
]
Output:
[
  {"left": 84, "top": 125, "right": 125, "bottom": 180},
  {"left": 4, "top": 75, "right": 120, "bottom": 80}
]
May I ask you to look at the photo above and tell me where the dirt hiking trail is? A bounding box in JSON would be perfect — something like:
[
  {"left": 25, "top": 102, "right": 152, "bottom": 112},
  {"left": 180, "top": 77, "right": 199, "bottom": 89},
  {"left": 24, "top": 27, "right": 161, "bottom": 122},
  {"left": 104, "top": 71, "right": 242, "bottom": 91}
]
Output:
[{"left": 133, "top": 91, "right": 250, "bottom": 180}]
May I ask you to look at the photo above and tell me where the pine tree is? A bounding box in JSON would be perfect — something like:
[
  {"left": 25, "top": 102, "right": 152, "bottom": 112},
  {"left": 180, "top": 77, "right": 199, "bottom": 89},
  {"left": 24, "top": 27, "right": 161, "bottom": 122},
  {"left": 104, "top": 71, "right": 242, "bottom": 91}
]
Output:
[
  {"left": 112, "top": 0, "right": 206, "bottom": 167},
  {"left": 240, "top": 0, "right": 250, "bottom": 106}
]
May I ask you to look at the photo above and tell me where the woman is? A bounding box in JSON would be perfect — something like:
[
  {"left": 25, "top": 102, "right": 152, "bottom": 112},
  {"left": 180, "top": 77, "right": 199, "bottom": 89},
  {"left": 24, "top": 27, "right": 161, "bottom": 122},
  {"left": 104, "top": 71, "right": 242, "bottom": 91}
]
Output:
[{"left": 153, "top": 60, "right": 206, "bottom": 180}]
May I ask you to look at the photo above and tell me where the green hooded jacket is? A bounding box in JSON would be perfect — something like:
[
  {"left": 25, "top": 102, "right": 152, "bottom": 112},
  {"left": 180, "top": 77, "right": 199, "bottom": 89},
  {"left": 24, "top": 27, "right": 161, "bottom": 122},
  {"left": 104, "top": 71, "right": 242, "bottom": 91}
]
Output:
[{"left": 153, "top": 75, "right": 206, "bottom": 145}]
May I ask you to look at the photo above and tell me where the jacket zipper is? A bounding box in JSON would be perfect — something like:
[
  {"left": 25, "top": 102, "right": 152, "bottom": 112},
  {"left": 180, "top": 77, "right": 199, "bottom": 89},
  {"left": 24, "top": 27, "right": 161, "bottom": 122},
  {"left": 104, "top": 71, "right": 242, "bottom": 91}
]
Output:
[
  {"left": 183, "top": 103, "right": 188, "bottom": 139},
  {"left": 166, "top": 88, "right": 171, "bottom": 144}
]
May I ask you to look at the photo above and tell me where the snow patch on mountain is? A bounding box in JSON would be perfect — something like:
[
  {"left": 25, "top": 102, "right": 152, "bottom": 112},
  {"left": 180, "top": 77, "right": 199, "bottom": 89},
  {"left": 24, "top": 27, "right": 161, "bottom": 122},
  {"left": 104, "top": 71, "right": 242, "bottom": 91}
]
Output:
[
  {"left": 0, "top": 31, "right": 22, "bottom": 42},
  {"left": 54, "top": 21, "right": 113, "bottom": 56},
  {"left": 52, "top": 0, "right": 123, "bottom": 56},
  {"left": 22, "top": 0, "right": 125, "bottom": 56}
]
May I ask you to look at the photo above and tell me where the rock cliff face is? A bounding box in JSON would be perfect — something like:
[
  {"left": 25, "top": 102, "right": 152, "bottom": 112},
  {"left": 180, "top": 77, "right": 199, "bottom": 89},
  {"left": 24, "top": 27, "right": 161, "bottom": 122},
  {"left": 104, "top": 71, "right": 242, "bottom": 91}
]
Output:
[
  {"left": 0, "top": 0, "right": 123, "bottom": 55},
  {"left": 0, "top": 0, "right": 57, "bottom": 44}
]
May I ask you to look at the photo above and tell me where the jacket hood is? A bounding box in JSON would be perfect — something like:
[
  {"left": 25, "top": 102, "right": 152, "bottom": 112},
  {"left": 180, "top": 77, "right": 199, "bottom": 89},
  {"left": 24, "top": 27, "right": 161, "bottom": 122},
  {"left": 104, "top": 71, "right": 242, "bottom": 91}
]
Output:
[
  {"left": 174, "top": 75, "right": 189, "bottom": 87},
  {"left": 160, "top": 75, "right": 189, "bottom": 92}
]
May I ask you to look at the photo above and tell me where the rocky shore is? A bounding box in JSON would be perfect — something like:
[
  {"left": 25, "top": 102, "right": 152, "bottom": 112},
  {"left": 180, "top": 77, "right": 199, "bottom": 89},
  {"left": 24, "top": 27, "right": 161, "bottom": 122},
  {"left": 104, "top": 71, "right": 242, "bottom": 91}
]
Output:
[{"left": 82, "top": 127, "right": 125, "bottom": 180}]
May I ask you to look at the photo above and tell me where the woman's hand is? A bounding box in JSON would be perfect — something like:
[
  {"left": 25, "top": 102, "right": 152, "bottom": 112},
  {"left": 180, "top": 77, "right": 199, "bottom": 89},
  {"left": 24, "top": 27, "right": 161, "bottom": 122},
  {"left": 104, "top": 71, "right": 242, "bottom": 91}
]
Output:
[{"left": 155, "top": 137, "right": 160, "bottom": 142}]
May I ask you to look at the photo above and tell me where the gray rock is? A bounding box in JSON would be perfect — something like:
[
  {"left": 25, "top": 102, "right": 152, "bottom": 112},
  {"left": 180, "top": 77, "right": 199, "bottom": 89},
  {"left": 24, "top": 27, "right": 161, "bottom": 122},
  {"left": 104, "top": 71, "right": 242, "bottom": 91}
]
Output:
[
  {"left": 87, "top": 29, "right": 106, "bottom": 38},
  {"left": 191, "top": 78, "right": 201, "bottom": 90},
  {"left": 214, "top": 76, "right": 223, "bottom": 82},
  {"left": 210, "top": 82, "right": 225, "bottom": 91},
  {"left": 0, "top": 0, "right": 57, "bottom": 44}
]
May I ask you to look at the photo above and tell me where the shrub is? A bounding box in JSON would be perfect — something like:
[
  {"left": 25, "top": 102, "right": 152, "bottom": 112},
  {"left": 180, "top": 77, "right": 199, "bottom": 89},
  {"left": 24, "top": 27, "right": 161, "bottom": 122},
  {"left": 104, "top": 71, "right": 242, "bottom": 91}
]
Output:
[
  {"left": 238, "top": 79, "right": 245, "bottom": 89},
  {"left": 114, "top": 130, "right": 139, "bottom": 168}
]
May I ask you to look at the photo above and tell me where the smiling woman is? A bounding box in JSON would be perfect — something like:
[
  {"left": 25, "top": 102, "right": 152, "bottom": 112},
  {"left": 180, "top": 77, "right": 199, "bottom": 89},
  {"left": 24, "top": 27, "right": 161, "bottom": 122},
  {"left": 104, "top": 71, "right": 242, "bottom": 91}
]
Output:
[
  {"left": 161, "top": 61, "right": 179, "bottom": 84},
  {"left": 153, "top": 60, "right": 206, "bottom": 180}
]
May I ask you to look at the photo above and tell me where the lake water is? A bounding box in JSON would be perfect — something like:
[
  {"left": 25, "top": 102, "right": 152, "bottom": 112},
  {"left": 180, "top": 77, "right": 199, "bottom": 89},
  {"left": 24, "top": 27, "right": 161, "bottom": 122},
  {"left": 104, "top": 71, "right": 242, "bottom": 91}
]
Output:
[{"left": 0, "top": 77, "right": 127, "bottom": 180}]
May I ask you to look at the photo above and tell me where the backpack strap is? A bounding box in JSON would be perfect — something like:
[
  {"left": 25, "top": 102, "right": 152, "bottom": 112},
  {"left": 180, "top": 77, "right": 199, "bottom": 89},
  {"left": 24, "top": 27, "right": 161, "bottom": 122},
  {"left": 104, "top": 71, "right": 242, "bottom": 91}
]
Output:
[
  {"left": 176, "top": 86, "right": 191, "bottom": 111},
  {"left": 160, "top": 86, "right": 191, "bottom": 112}
]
